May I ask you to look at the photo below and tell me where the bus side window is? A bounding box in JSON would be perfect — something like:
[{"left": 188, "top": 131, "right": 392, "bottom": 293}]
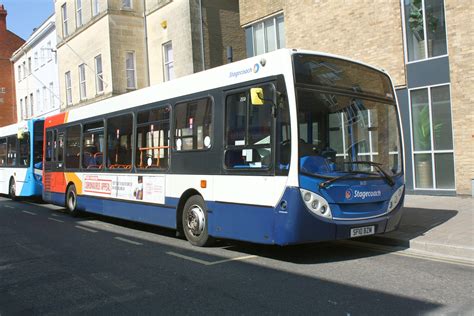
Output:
[
  {"left": 0, "top": 138, "right": 6, "bottom": 165},
  {"left": 19, "top": 132, "right": 30, "bottom": 167},
  {"left": 6, "top": 135, "right": 17, "bottom": 166},
  {"left": 224, "top": 85, "right": 273, "bottom": 169},
  {"left": 107, "top": 114, "right": 133, "bottom": 169},
  {"left": 46, "top": 130, "right": 53, "bottom": 162},
  {"left": 136, "top": 105, "right": 170, "bottom": 169},
  {"left": 66, "top": 125, "right": 81, "bottom": 169},
  {"left": 57, "top": 132, "right": 64, "bottom": 163},
  {"left": 174, "top": 98, "right": 213, "bottom": 151},
  {"left": 83, "top": 121, "right": 104, "bottom": 169}
]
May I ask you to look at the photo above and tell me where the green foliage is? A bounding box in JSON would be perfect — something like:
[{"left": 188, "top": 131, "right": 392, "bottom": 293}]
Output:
[{"left": 414, "top": 105, "right": 443, "bottom": 154}]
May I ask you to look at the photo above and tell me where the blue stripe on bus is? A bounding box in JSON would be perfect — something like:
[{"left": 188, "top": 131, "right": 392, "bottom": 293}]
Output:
[{"left": 44, "top": 186, "right": 404, "bottom": 246}]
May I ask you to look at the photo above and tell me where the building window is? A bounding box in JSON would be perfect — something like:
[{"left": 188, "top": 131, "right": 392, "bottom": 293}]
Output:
[
  {"left": 30, "top": 93, "right": 34, "bottom": 117},
  {"left": 22, "top": 61, "right": 26, "bottom": 79},
  {"left": 245, "top": 14, "right": 285, "bottom": 57},
  {"left": 163, "top": 41, "right": 174, "bottom": 81},
  {"left": 94, "top": 54, "right": 104, "bottom": 94},
  {"left": 92, "top": 0, "right": 100, "bottom": 16},
  {"left": 36, "top": 89, "right": 41, "bottom": 113},
  {"left": 43, "top": 86, "right": 48, "bottom": 111},
  {"left": 122, "top": 0, "right": 132, "bottom": 9},
  {"left": 20, "top": 99, "right": 24, "bottom": 119},
  {"left": 410, "top": 84, "right": 454, "bottom": 189},
  {"left": 34, "top": 52, "right": 39, "bottom": 69},
  {"left": 18, "top": 65, "right": 21, "bottom": 81},
  {"left": 65, "top": 71, "right": 72, "bottom": 105},
  {"left": 47, "top": 41, "right": 52, "bottom": 61},
  {"left": 76, "top": 0, "right": 83, "bottom": 27},
  {"left": 49, "top": 82, "right": 54, "bottom": 108},
  {"left": 403, "top": 0, "right": 447, "bottom": 62},
  {"left": 125, "top": 51, "right": 136, "bottom": 89},
  {"left": 25, "top": 96, "right": 28, "bottom": 117},
  {"left": 62, "top": 3, "right": 69, "bottom": 37},
  {"left": 40, "top": 46, "right": 45, "bottom": 65},
  {"left": 28, "top": 57, "right": 32, "bottom": 75},
  {"left": 78, "top": 64, "right": 87, "bottom": 100}
]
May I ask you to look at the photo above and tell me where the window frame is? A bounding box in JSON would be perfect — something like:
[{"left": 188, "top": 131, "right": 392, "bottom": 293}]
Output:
[
  {"left": 79, "top": 63, "right": 87, "bottom": 100},
  {"left": 408, "top": 83, "right": 455, "bottom": 190},
  {"left": 401, "top": 0, "right": 449, "bottom": 64},
  {"left": 62, "top": 3, "right": 69, "bottom": 37},
  {"left": 92, "top": 0, "right": 100, "bottom": 16},
  {"left": 106, "top": 112, "right": 135, "bottom": 171},
  {"left": 163, "top": 41, "right": 174, "bottom": 82},
  {"left": 173, "top": 96, "right": 214, "bottom": 153},
  {"left": 94, "top": 54, "right": 104, "bottom": 94},
  {"left": 223, "top": 84, "right": 276, "bottom": 172},
  {"left": 65, "top": 71, "right": 72, "bottom": 105},
  {"left": 76, "top": 0, "right": 83, "bottom": 28},
  {"left": 135, "top": 104, "right": 171, "bottom": 171},
  {"left": 125, "top": 51, "right": 137, "bottom": 90},
  {"left": 245, "top": 13, "right": 285, "bottom": 57}
]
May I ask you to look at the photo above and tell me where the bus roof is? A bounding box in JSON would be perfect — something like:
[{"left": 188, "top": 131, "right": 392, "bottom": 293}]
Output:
[{"left": 45, "top": 48, "right": 388, "bottom": 127}]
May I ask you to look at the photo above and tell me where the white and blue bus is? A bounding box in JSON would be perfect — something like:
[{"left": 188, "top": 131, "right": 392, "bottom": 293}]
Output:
[
  {"left": 42, "top": 49, "right": 405, "bottom": 246},
  {"left": 0, "top": 119, "right": 44, "bottom": 199}
]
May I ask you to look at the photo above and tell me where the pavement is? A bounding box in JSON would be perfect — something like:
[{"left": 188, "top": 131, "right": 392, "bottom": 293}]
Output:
[{"left": 360, "top": 194, "right": 474, "bottom": 264}]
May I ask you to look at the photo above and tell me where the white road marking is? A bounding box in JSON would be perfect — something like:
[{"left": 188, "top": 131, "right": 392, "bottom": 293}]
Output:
[
  {"left": 22, "top": 210, "right": 37, "bottom": 215},
  {"left": 114, "top": 237, "right": 143, "bottom": 246},
  {"left": 4, "top": 205, "right": 14, "bottom": 209},
  {"left": 75, "top": 225, "right": 98, "bottom": 233},
  {"left": 48, "top": 217, "right": 64, "bottom": 223},
  {"left": 166, "top": 251, "right": 257, "bottom": 266}
]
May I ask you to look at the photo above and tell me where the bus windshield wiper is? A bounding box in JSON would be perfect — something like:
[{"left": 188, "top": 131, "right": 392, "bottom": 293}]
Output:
[
  {"left": 319, "top": 170, "right": 372, "bottom": 189},
  {"left": 343, "top": 161, "right": 395, "bottom": 186}
]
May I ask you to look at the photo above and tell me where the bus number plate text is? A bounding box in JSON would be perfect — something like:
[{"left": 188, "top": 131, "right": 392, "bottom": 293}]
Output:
[{"left": 350, "top": 226, "right": 375, "bottom": 238}]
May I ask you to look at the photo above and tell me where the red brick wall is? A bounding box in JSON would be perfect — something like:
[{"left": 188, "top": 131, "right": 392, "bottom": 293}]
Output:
[{"left": 0, "top": 5, "right": 25, "bottom": 127}]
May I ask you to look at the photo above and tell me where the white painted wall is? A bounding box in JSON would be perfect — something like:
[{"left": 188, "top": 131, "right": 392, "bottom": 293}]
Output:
[{"left": 12, "top": 14, "right": 60, "bottom": 121}]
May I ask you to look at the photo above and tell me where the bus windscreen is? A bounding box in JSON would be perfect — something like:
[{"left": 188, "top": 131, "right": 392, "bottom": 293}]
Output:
[{"left": 293, "top": 54, "right": 394, "bottom": 101}]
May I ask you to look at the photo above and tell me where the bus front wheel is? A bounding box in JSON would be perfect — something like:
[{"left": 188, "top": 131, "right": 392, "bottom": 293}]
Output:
[
  {"left": 9, "top": 178, "right": 17, "bottom": 201},
  {"left": 66, "top": 185, "right": 80, "bottom": 217},
  {"left": 182, "top": 195, "right": 213, "bottom": 247}
]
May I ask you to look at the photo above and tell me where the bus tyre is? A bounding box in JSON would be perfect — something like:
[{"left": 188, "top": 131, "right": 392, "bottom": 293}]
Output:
[
  {"left": 182, "top": 195, "right": 213, "bottom": 247},
  {"left": 9, "top": 178, "right": 17, "bottom": 201},
  {"left": 66, "top": 185, "right": 80, "bottom": 217}
]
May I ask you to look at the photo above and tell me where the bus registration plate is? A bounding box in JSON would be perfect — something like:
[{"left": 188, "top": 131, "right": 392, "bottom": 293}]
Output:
[{"left": 350, "top": 226, "right": 375, "bottom": 238}]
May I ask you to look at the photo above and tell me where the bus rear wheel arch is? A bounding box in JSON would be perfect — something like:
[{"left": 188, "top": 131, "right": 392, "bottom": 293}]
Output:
[
  {"left": 65, "top": 184, "right": 80, "bottom": 217},
  {"left": 181, "top": 194, "right": 214, "bottom": 247}
]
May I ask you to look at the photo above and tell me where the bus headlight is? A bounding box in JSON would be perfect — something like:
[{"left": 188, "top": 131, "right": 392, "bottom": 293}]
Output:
[
  {"left": 387, "top": 185, "right": 404, "bottom": 213},
  {"left": 300, "top": 189, "right": 332, "bottom": 219}
]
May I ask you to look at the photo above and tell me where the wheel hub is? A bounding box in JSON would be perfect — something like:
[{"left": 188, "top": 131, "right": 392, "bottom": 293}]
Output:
[{"left": 186, "top": 205, "right": 205, "bottom": 237}]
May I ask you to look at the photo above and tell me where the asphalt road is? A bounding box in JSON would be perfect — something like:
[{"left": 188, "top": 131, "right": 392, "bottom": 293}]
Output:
[{"left": 0, "top": 197, "right": 473, "bottom": 315}]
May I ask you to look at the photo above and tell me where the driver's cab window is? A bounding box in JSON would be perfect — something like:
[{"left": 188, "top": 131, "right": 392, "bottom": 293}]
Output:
[{"left": 224, "top": 84, "right": 274, "bottom": 169}]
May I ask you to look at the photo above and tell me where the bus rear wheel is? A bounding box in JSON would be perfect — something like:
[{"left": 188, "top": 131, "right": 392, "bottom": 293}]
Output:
[
  {"left": 66, "top": 185, "right": 80, "bottom": 217},
  {"left": 182, "top": 195, "right": 213, "bottom": 247},
  {"left": 9, "top": 178, "right": 17, "bottom": 201}
]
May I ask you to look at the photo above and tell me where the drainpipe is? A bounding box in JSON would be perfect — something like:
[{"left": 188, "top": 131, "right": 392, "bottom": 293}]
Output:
[
  {"left": 198, "top": 0, "right": 205, "bottom": 71},
  {"left": 143, "top": 0, "right": 150, "bottom": 86}
]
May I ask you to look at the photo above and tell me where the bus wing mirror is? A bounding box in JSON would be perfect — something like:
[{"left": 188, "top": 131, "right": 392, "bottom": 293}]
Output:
[{"left": 250, "top": 88, "right": 264, "bottom": 105}]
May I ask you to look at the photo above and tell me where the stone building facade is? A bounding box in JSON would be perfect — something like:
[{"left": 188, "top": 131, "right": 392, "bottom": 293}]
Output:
[
  {"left": 0, "top": 4, "right": 24, "bottom": 127},
  {"left": 239, "top": 0, "right": 473, "bottom": 196},
  {"left": 146, "top": 0, "right": 245, "bottom": 85},
  {"left": 54, "top": 0, "right": 244, "bottom": 109}
]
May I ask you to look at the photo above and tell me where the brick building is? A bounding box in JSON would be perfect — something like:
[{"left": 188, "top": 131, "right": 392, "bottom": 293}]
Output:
[
  {"left": 239, "top": 0, "right": 473, "bottom": 196},
  {"left": 0, "top": 4, "right": 25, "bottom": 127}
]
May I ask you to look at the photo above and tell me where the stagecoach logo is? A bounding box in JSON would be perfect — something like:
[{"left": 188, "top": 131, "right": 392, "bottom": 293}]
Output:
[
  {"left": 345, "top": 188, "right": 382, "bottom": 200},
  {"left": 229, "top": 63, "right": 260, "bottom": 79}
]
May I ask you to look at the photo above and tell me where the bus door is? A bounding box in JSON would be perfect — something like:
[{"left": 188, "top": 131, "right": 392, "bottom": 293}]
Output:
[{"left": 44, "top": 128, "right": 65, "bottom": 194}]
